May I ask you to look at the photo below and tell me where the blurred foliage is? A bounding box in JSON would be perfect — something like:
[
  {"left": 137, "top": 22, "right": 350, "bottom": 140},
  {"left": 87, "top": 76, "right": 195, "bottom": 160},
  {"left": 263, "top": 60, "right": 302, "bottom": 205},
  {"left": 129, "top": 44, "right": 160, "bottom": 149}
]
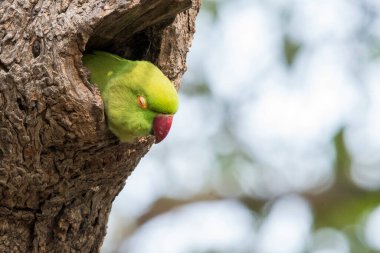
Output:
[
  {"left": 104, "top": 1, "right": 380, "bottom": 252},
  {"left": 181, "top": 82, "right": 211, "bottom": 96},
  {"left": 189, "top": 0, "right": 380, "bottom": 251},
  {"left": 307, "top": 129, "right": 380, "bottom": 250},
  {"left": 370, "top": 41, "right": 380, "bottom": 59},
  {"left": 310, "top": 130, "right": 380, "bottom": 230},
  {"left": 202, "top": 1, "right": 218, "bottom": 19},
  {"left": 283, "top": 36, "right": 301, "bottom": 67},
  {"left": 334, "top": 129, "right": 351, "bottom": 182},
  {"left": 201, "top": 0, "right": 220, "bottom": 20}
]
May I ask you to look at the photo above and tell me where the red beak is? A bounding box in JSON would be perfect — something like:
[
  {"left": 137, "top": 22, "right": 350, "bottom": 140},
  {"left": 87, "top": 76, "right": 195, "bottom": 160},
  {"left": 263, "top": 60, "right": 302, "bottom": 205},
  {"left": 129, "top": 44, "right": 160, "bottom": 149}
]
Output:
[{"left": 152, "top": 114, "right": 173, "bottom": 143}]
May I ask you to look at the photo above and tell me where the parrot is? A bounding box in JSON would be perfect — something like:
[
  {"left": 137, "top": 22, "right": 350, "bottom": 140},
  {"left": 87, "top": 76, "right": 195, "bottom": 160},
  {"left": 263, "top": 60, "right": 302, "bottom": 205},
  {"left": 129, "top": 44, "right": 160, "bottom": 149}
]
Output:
[{"left": 82, "top": 51, "right": 179, "bottom": 143}]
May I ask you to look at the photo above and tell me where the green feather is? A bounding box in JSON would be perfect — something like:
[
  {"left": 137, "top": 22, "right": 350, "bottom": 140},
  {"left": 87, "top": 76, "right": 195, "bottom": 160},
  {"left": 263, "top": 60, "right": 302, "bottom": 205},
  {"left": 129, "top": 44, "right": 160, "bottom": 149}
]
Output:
[{"left": 83, "top": 51, "right": 179, "bottom": 142}]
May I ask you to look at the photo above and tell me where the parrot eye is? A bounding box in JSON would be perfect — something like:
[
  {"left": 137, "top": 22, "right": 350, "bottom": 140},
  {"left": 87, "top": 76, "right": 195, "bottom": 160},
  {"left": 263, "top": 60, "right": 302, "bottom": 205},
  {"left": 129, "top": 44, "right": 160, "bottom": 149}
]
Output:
[{"left": 137, "top": 96, "right": 148, "bottom": 109}]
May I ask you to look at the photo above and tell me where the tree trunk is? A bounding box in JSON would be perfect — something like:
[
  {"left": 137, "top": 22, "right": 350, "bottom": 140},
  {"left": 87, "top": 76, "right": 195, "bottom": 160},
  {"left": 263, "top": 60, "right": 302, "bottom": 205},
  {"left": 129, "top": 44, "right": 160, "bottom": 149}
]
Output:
[{"left": 0, "top": 0, "right": 200, "bottom": 252}]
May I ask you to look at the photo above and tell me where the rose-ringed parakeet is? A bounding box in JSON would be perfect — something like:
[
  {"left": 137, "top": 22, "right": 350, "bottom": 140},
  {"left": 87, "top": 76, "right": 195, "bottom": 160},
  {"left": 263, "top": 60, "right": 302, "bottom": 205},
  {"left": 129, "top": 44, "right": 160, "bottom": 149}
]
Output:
[{"left": 83, "top": 51, "right": 178, "bottom": 143}]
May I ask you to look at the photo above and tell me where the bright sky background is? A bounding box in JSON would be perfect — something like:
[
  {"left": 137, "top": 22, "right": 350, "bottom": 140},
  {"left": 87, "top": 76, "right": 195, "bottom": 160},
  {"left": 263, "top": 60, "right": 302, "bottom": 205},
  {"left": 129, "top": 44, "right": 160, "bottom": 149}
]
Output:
[{"left": 102, "top": 1, "right": 380, "bottom": 252}]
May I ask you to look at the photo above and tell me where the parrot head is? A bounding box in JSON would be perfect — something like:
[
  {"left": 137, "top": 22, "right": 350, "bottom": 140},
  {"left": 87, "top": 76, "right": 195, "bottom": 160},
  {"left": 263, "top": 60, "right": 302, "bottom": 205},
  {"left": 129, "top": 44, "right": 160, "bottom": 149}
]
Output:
[
  {"left": 83, "top": 51, "right": 179, "bottom": 143},
  {"left": 100, "top": 59, "right": 179, "bottom": 143}
]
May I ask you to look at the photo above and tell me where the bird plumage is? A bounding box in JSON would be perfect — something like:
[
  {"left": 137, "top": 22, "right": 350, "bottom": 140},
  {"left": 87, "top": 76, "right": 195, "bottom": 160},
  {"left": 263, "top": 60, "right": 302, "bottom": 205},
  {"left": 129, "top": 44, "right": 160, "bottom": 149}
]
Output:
[{"left": 83, "top": 51, "right": 178, "bottom": 143}]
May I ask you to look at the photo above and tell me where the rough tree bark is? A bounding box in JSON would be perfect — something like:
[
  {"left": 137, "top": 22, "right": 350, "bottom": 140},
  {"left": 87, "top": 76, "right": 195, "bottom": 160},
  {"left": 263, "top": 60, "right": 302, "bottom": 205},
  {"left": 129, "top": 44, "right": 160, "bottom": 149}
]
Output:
[{"left": 0, "top": 0, "right": 200, "bottom": 252}]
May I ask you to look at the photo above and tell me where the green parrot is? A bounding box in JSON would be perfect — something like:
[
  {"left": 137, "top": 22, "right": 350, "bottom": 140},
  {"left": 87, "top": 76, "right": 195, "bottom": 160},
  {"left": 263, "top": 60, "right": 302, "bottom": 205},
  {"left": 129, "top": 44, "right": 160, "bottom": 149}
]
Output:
[{"left": 83, "top": 51, "right": 179, "bottom": 143}]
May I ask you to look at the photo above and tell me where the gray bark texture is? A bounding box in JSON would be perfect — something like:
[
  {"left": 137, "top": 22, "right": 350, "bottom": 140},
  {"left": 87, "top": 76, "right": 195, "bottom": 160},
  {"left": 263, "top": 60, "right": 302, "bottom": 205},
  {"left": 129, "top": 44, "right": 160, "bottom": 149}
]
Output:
[{"left": 0, "top": 0, "right": 200, "bottom": 252}]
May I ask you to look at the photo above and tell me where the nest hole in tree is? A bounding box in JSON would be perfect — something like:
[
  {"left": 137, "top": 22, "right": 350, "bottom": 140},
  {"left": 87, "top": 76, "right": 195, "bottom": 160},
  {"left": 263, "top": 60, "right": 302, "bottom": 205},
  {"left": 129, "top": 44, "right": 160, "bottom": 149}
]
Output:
[
  {"left": 84, "top": 29, "right": 153, "bottom": 61},
  {"left": 79, "top": 7, "right": 178, "bottom": 141},
  {"left": 81, "top": 1, "right": 184, "bottom": 62}
]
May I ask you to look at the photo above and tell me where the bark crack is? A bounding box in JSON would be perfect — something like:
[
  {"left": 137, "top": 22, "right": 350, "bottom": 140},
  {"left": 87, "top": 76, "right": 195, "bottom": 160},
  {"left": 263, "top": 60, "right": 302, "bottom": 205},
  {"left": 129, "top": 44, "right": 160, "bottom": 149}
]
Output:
[{"left": 0, "top": 61, "right": 9, "bottom": 72}]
